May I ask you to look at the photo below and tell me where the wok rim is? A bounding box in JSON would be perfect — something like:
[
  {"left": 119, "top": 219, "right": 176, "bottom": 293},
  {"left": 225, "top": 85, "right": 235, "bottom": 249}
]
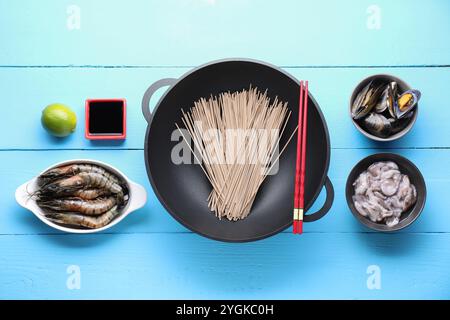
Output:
[{"left": 144, "top": 58, "right": 331, "bottom": 242}]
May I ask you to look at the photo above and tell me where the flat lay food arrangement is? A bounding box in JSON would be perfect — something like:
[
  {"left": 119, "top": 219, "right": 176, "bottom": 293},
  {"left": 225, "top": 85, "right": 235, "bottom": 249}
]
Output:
[
  {"left": 1, "top": 0, "right": 449, "bottom": 300},
  {"left": 17, "top": 60, "right": 425, "bottom": 238}
]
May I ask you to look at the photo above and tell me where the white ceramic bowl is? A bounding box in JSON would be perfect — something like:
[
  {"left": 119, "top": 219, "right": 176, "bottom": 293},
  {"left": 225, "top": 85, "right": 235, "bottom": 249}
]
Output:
[{"left": 15, "top": 159, "right": 147, "bottom": 233}]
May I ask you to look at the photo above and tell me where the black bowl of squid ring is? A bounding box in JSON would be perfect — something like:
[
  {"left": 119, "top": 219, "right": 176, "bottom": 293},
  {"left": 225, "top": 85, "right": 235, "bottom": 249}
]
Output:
[{"left": 345, "top": 153, "right": 426, "bottom": 232}]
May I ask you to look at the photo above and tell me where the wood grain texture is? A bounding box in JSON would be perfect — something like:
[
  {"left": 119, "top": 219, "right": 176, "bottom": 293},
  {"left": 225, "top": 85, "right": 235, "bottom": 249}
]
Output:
[
  {"left": 1, "top": 233, "right": 449, "bottom": 299},
  {"left": 0, "top": 67, "right": 448, "bottom": 149},
  {"left": 0, "top": 0, "right": 449, "bottom": 66},
  {"left": 0, "top": 0, "right": 449, "bottom": 300}
]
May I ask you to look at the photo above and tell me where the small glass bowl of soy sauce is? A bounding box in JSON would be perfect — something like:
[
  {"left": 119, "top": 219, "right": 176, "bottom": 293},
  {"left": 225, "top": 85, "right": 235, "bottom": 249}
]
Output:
[{"left": 85, "top": 99, "right": 126, "bottom": 140}]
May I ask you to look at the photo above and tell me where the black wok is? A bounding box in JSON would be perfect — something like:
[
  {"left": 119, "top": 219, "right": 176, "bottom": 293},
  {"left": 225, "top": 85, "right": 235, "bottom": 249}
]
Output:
[{"left": 142, "top": 59, "right": 334, "bottom": 242}]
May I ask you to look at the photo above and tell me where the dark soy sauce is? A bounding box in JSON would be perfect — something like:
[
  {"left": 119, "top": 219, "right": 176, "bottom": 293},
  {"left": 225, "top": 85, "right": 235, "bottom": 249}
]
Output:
[{"left": 89, "top": 101, "right": 124, "bottom": 135}]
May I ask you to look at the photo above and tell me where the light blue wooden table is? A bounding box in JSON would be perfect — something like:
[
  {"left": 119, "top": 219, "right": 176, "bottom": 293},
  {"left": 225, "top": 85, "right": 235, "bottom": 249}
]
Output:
[{"left": 1, "top": 0, "right": 449, "bottom": 299}]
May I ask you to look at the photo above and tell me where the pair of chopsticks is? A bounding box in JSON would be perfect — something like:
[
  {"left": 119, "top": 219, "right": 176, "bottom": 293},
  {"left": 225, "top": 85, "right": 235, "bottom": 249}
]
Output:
[{"left": 293, "top": 81, "right": 309, "bottom": 235}]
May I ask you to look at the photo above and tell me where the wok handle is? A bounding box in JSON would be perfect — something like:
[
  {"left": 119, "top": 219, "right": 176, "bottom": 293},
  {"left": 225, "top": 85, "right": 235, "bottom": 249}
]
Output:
[
  {"left": 142, "top": 78, "right": 177, "bottom": 123},
  {"left": 304, "top": 177, "right": 334, "bottom": 222}
]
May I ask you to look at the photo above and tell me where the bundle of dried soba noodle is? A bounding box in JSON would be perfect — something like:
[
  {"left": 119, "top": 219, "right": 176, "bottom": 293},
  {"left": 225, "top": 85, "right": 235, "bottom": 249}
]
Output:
[{"left": 177, "top": 87, "right": 292, "bottom": 221}]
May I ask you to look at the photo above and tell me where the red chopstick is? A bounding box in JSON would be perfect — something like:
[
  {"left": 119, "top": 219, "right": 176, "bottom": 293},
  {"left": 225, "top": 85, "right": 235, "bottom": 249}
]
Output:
[
  {"left": 293, "top": 81, "right": 304, "bottom": 233},
  {"left": 293, "top": 81, "right": 308, "bottom": 234},
  {"left": 298, "top": 80, "right": 309, "bottom": 234}
]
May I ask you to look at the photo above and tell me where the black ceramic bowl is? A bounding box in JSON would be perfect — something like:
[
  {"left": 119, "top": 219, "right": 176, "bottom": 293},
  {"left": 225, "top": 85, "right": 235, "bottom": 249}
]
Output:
[
  {"left": 349, "top": 74, "right": 418, "bottom": 141},
  {"left": 346, "top": 153, "right": 426, "bottom": 232}
]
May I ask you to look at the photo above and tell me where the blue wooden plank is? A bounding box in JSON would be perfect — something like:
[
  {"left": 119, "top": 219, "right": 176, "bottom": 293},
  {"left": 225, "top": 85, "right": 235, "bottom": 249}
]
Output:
[
  {"left": 1, "top": 149, "right": 448, "bottom": 234},
  {"left": 0, "top": 67, "right": 448, "bottom": 149},
  {"left": 0, "top": 233, "right": 449, "bottom": 299},
  {"left": 0, "top": 0, "right": 449, "bottom": 301},
  {"left": 0, "top": 67, "right": 184, "bottom": 150},
  {"left": 0, "top": 0, "right": 449, "bottom": 66}
]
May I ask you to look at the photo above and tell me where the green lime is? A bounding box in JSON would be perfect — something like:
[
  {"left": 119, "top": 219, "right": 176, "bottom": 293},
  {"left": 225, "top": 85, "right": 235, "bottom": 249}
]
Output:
[{"left": 41, "top": 103, "right": 77, "bottom": 137}]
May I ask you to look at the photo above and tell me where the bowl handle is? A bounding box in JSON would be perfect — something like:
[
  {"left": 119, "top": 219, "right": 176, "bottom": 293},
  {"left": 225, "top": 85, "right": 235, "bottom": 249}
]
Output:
[
  {"left": 127, "top": 181, "right": 148, "bottom": 213},
  {"left": 15, "top": 180, "right": 34, "bottom": 209},
  {"left": 304, "top": 177, "right": 334, "bottom": 222},
  {"left": 142, "top": 78, "right": 177, "bottom": 124}
]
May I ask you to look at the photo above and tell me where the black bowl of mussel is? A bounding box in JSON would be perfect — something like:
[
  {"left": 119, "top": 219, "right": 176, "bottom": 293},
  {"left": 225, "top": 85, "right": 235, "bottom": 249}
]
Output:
[{"left": 349, "top": 74, "right": 421, "bottom": 141}]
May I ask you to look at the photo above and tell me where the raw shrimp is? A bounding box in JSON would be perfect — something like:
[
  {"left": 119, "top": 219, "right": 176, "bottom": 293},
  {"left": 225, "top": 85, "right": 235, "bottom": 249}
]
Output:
[
  {"left": 73, "top": 189, "right": 109, "bottom": 200},
  {"left": 37, "top": 189, "right": 109, "bottom": 200},
  {"left": 38, "top": 164, "right": 121, "bottom": 186},
  {"left": 37, "top": 197, "right": 116, "bottom": 216},
  {"left": 45, "top": 206, "right": 121, "bottom": 229},
  {"left": 39, "top": 172, "right": 124, "bottom": 202}
]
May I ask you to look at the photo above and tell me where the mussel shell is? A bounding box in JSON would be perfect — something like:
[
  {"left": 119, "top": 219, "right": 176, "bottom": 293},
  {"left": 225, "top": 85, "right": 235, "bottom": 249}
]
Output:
[
  {"left": 376, "top": 82, "right": 397, "bottom": 114},
  {"left": 402, "top": 110, "right": 415, "bottom": 119},
  {"left": 364, "top": 113, "right": 392, "bottom": 138},
  {"left": 386, "top": 82, "right": 398, "bottom": 118},
  {"left": 395, "top": 89, "right": 420, "bottom": 118},
  {"left": 351, "top": 81, "right": 384, "bottom": 119},
  {"left": 374, "top": 87, "right": 389, "bottom": 113}
]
